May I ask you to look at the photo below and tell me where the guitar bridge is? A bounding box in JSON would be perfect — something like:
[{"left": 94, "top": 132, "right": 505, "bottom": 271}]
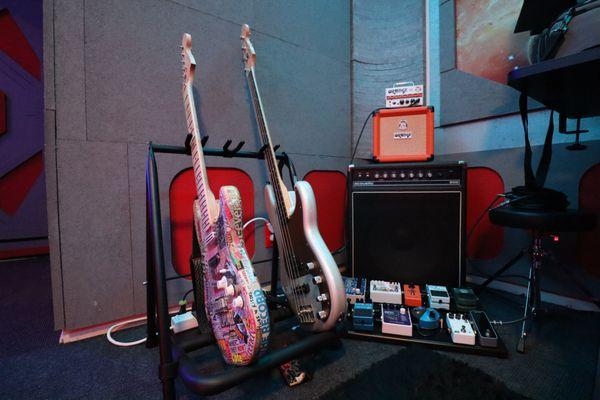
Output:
[{"left": 297, "top": 305, "right": 316, "bottom": 325}]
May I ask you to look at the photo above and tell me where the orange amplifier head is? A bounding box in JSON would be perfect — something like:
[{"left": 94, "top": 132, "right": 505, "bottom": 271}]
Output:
[{"left": 373, "top": 106, "right": 434, "bottom": 162}]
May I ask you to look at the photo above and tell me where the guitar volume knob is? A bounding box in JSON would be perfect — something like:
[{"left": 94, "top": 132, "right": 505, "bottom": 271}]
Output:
[
  {"left": 306, "top": 262, "right": 316, "bottom": 271},
  {"left": 317, "top": 310, "right": 328, "bottom": 320},
  {"left": 225, "top": 285, "right": 235, "bottom": 297},
  {"left": 312, "top": 276, "right": 323, "bottom": 285},
  {"left": 232, "top": 296, "right": 244, "bottom": 309},
  {"left": 216, "top": 276, "right": 228, "bottom": 290},
  {"left": 317, "top": 293, "right": 328, "bottom": 302}
]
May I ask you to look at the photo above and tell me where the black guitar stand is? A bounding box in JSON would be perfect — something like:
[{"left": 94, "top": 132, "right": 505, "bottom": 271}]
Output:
[{"left": 145, "top": 138, "right": 342, "bottom": 399}]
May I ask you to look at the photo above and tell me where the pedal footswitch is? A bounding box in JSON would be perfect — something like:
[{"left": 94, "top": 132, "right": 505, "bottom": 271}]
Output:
[
  {"left": 381, "top": 304, "right": 412, "bottom": 337},
  {"left": 370, "top": 280, "right": 402, "bottom": 304}
]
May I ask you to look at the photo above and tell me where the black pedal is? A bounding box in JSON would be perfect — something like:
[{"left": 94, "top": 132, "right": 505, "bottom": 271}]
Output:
[
  {"left": 470, "top": 311, "right": 498, "bottom": 348},
  {"left": 453, "top": 287, "right": 479, "bottom": 312}
]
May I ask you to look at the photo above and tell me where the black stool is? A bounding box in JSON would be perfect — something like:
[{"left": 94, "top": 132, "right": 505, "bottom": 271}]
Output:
[{"left": 489, "top": 205, "right": 596, "bottom": 353}]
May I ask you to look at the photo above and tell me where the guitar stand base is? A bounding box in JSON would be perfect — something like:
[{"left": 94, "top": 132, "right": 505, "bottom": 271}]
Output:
[{"left": 170, "top": 309, "right": 344, "bottom": 397}]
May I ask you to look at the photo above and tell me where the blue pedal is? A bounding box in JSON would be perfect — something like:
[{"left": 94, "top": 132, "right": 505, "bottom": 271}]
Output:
[
  {"left": 343, "top": 276, "right": 367, "bottom": 304},
  {"left": 352, "top": 303, "right": 374, "bottom": 332}
]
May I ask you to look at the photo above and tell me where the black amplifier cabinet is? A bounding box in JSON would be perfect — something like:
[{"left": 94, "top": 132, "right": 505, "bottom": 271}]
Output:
[{"left": 348, "top": 162, "right": 466, "bottom": 287}]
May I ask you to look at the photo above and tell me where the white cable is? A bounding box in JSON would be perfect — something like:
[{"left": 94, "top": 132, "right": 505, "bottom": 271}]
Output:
[
  {"left": 106, "top": 316, "right": 147, "bottom": 347},
  {"left": 243, "top": 217, "right": 273, "bottom": 234}
]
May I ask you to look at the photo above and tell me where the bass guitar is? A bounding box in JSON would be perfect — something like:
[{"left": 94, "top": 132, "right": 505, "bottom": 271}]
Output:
[
  {"left": 240, "top": 25, "right": 346, "bottom": 331},
  {"left": 181, "top": 33, "right": 270, "bottom": 365}
]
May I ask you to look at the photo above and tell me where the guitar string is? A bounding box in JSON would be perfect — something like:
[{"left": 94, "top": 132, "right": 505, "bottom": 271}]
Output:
[
  {"left": 246, "top": 69, "right": 302, "bottom": 313},
  {"left": 246, "top": 68, "right": 306, "bottom": 317}
]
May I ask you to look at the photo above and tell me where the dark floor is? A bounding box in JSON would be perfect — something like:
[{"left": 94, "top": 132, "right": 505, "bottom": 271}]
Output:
[{"left": 0, "top": 256, "right": 599, "bottom": 399}]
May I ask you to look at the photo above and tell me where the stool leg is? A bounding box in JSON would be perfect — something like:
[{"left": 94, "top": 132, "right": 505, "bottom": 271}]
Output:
[{"left": 517, "top": 235, "right": 542, "bottom": 353}]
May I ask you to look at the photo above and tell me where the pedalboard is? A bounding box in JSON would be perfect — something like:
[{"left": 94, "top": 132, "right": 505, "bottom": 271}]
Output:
[
  {"left": 403, "top": 284, "right": 422, "bottom": 307},
  {"left": 343, "top": 276, "right": 367, "bottom": 304},
  {"left": 381, "top": 304, "right": 412, "bottom": 337},
  {"left": 446, "top": 313, "right": 476, "bottom": 346},
  {"left": 426, "top": 285, "right": 450, "bottom": 310},
  {"left": 370, "top": 280, "right": 403, "bottom": 304},
  {"left": 345, "top": 277, "right": 507, "bottom": 357}
]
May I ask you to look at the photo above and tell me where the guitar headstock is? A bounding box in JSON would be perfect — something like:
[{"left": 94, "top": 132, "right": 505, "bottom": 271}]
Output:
[
  {"left": 181, "top": 33, "right": 196, "bottom": 88},
  {"left": 241, "top": 24, "right": 256, "bottom": 71}
]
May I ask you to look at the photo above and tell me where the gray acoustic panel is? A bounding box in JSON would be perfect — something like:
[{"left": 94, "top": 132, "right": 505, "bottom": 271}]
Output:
[
  {"left": 253, "top": 0, "right": 350, "bottom": 63},
  {"left": 169, "top": 0, "right": 254, "bottom": 26},
  {"left": 43, "top": 0, "right": 55, "bottom": 111},
  {"left": 250, "top": 31, "right": 350, "bottom": 158},
  {"left": 351, "top": 0, "right": 425, "bottom": 160},
  {"left": 57, "top": 139, "right": 134, "bottom": 329},
  {"left": 439, "top": 0, "right": 456, "bottom": 73},
  {"left": 44, "top": 109, "right": 64, "bottom": 329},
  {"left": 54, "top": 0, "right": 86, "bottom": 140},
  {"left": 84, "top": 0, "right": 253, "bottom": 145},
  {"left": 440, "top": 69, "right": 526, "bottom": 126}
]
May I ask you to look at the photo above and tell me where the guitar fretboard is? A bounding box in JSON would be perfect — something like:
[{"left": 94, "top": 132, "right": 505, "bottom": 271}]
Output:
[
  {"left": 246, "top": 68, "right": 289, "bottom": 226},
  {"left": 183, "top": 83, "right": 215, "bottom": 244}
]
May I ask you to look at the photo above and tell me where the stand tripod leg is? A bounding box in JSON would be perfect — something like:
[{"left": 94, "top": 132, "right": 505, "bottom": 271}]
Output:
[
  {"left": 480, "top": 249, "right": 526, "bottom": 289},
  {"left": 517, "top": 236, "right": 542, "bottom": 353}
]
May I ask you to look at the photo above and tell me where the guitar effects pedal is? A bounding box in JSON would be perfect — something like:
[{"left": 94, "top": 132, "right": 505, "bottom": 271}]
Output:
[
  {"left": 403, "top": 284, "right": 422, "bottom": 307},
  {"left": 446, "top": 313, "right": 476, "bottom": 346},
  {"left": 370, "top": 280, "right": 402, "bottom": 304},
  {"left": 426, "top": 285, "right": 450, "bottom": 310},
  {"left": 352, "top": 303, "right": 374, "bottom": 332},
  {"left": 381, "top": 304, "right": 412, "bottom": 337},
  {"left": 343, "top": 276, "right": 367, "bottom": 304}
]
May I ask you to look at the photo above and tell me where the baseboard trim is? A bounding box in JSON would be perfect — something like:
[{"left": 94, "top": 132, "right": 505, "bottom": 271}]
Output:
[
  {"left": 467, "top": 274, "right": 600, "bottom": 312},
  {"left": 59, "top": 304, "right": 182, "bottom": 344}
]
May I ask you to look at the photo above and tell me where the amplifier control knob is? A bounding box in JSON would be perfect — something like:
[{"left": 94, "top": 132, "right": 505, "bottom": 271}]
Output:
[
  {"left": 409, "top": 172, "right": 415, "bottom": 179},
  {"left": 312, "top": 276, "right": 323, "bottom": 285},
  {"left": 383, "top": 173, "right": 388, "bottom": 179},
  {"left": 427, "top": 172, "right": 433, "bottom": 178},
  {"left": 400, "top": 173, "right": 406, "bottom": 179},
  {"left": 418, "top": 172, "right": 424, "bottom": 179},
  {"left": 391, "top": 173, "right": 397, "bottom": 179},
  {"left": 374, "top": 173, "right": 380, "bottom": 179}
]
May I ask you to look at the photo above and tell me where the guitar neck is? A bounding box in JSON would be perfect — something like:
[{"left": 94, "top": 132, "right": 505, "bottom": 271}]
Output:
[
  {"left": 183, "top": 83, "right": 213, "bottom": 229},
  {"left": 246, "top": 68, "right": 287, "bottom": 202}
]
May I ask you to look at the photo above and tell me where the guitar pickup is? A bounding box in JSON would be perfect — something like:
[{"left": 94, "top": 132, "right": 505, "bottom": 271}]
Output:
[
  {"left": 208, "top": 254, "right": 220, "bottom": 269},
  {"left": 292, "top": 283, "right": 310, "bottom": 295}
]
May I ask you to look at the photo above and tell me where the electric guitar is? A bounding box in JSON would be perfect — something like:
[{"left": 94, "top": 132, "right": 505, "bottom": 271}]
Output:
[
  {"left": 240, "top": 25, "right": 346, "bottom": 331},
  {"left": 181, "top": 33, "right": 270, "bottom": 365}
]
